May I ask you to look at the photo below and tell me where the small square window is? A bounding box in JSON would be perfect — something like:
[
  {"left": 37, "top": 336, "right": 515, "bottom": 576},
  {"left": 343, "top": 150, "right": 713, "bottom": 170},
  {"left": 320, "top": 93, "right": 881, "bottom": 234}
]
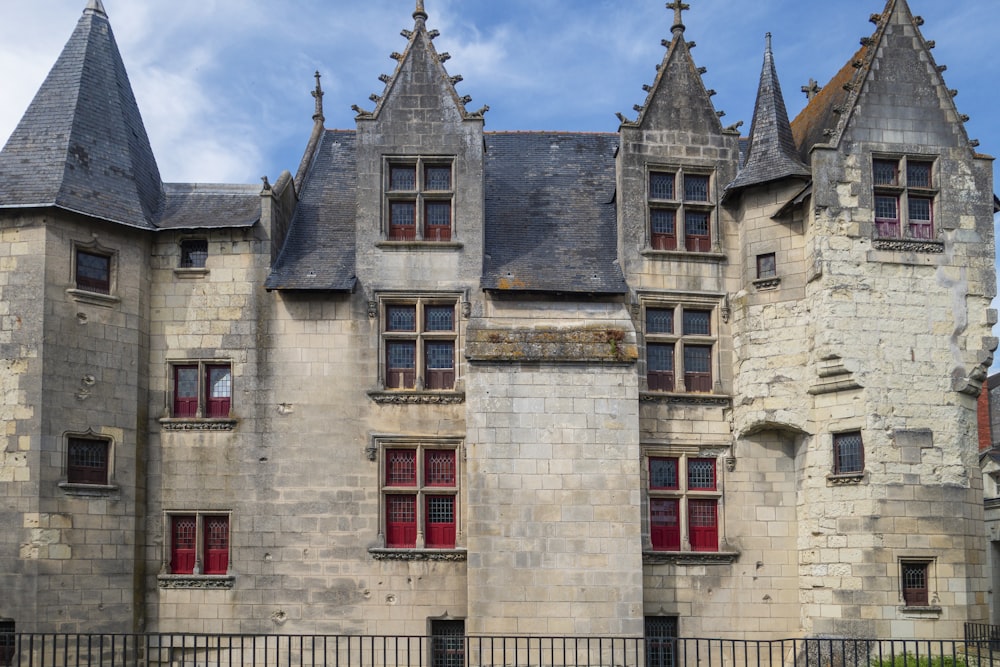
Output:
[
  {"left": 833, "top": 431, "right": 864, "bottom": 475},
  {"left": 75, "top": 249, "right": 111, "bottom": 294},
  {"left": 756, "top": 253, "right": 776, "bottom": 279},
  {"left": 179, "top": 240, "right": 208, "bottom": 268},
  {"left": 649, "top": 457, "right": 679, "bottom": 490},
  {"left": 67, "top": 437, "right": 110, "bottom": 485}
]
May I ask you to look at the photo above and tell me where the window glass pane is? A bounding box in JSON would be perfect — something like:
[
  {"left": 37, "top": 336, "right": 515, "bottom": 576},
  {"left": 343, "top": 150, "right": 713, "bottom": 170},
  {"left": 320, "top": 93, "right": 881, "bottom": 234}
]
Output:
[
  {"left": 431, "top": 619, "right": 465, "bottom": 667},
  {"left": 426, "top": 202, "right": 451, "bottom": 227},
  {"left": 76, "top": 250, "right": 110, "bottom": 293},
  {"left": 425, "top": 305, "right": 454, "bottom": 331},
  {"left": 391, "top": 202, "right": 416, "bottom": 226},
  {"left": 757, "top": 253, "right": 776, "bottom": 279},
  {"left": 649, "top": 457, "right": 678, "bottom": 489},
  {"left": 387, "top": 449, "right": 417, "bottom": 485},
  {"left": 208, "top": 367, "right": 231, "bottom": 399},
  {"left": 647, "top": 344, "right": 674, "bottom": 372},
  {"left": 874, "top": 196, "right": 898, "bottom": 220},
  {"left": 427, "top": 496, "right": 455, "bottom": 524},
  {"left": 387, "top": 306, "right": 417, "bottom": 331},
  {"left": 907, "top": 161, "right": 932, "bottom": 188},
  {"left": 685, "top": 212, "right": 709, "bottom": 237},
  {"left": 684, "top": 345, "right": 711, "bottom": 373},
  {"left": 688, "top": 499, "right": 717, "bottom": 527},
  {"left": 68, "top": 439, "right": 107, "bottom": 471},
  {"left": 908, "top": 197, "right": 931, "bottom": 222},
  {"left": 682, "top": 310, "right": 711, "bottom": 336},
  {"left": 387, "top": 342, "right": 416, "bottom": 369},
  {"left": 646, "top": 308, "right": 674, "bottom": 335},
  {"left": 650, "top": 172, "right": 675, "bottom": 200},
  {"left": 390, "top": 166, "right": 416, "bottom": 190},
  {"left": 172, "top": 516, "right": 196, "bottom": 550},
  {"left": 388, "top": 495, "right": 416, "bottom": 522},
  {"left": 684, "top": 175, "right": 709, "bottom": 201},
  {"left": 650, "top": 499, "right": 679, "bottom": 527},
  {"left": 873, "top": 159, "right": 899, "bottom": 186},
  {"left": 426, "top": 450, "right": 456, "bottom": 486},
  {"left": 176, "top": 367, "right": 198, "bottom": 399},
  {"left": 426, "top": 342, "right": 454, "bottom": 370},
  {"left": 650, "top": 209, "right": 676, "bottom": 235},
  {"left": 425, "top": 166, "right": 452, "bottom": 190},
  {"left": 834, "top": 432, "right": 864, "bottom": 474},
  {"left": 180, "top": 240, "right": 208, "bottom": 268},
  {"left": 205, "top": 516, "right": 228, "bottom": 550},
  {"left": 688, "top": 458, "right": 716, "bottom": 489}
]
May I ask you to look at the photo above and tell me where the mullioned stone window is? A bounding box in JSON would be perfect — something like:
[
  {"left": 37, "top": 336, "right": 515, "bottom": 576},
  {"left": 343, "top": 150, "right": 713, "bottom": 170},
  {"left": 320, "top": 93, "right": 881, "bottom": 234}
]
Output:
[
  {"left": 385, "top": 158, "right": 454, "bottom": 242},
  {"left": 647, "top": 454, "right": 720, "bottom": 553},
  {"left": 643, "top": 303, "right": 717, "bottom": 394},
  {"left": 647, "top": 168, "right": 715, "bottom": 253},
  {"left": 872, "top": 156, "right": 937, "bottom": 243},
  {"left": 381, "top": 298, "right": 457, "bottom": 391}
]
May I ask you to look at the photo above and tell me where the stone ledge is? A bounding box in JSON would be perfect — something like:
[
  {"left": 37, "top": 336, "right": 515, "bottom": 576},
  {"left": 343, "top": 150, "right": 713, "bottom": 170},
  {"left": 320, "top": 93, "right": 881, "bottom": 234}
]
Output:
[
  {"left": 643, "top": 551, "right": 740, "bottom": 565},
  {"left": 826, "top": 472, "right": 866, "bottom": 486},
  {"left": 159, "top": 418, "right": 238, "bottom": 431},
  {"left": 639, "top": 392, "right": 732, "bottom": 407},
  {"left": 641, "top": 249, "right": 728, "bottom": 263},
  {"left": 467, "top": 327, "right": 637, "bottom": 363},
  {"left": 157, "top": 575, "right": 236, "bottom": 590},
  {"left": 753, "top": 277, "right": 781, "bottom": 290},
  {"left": 376, "top": 241, "right": 463, "bottom": 251},
  {"left": 58, "top": 482, "right": 119, "bottom": 497},
  {"left": 898, "top": 605, "right": 942, "bottom": 617},
  {"left": 173, "top": 267, "right": 210, "bottom": 279},
  {"left": 369, "top": 548, "right": 467, "bottom": 562},
  {"left": 870, "top": 238, "right": 945, "bottom": 256},
  {"left": 367, "top": 390, "right": 465, "bottom": 405},
  {"left": 66, "top": 288, "right": 120, "bottom": 307}
]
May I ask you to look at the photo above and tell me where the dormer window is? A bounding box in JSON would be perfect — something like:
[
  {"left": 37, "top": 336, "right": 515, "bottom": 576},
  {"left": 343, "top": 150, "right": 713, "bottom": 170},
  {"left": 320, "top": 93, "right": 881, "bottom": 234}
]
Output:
[
  {"left": 648, "top": 169, "right": 715, "bottom": 252},
  {"left": 386, "top": 158, "right": 454, "bottom": 242},
  {"left": 873, "top": 157, "right": 936, "bottom": 241}
]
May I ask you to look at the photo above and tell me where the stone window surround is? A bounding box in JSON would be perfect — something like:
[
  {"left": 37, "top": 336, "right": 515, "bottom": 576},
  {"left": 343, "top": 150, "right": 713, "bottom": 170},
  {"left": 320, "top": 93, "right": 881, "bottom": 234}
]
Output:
[
  {"left": 898, "top": 557, "right": 941, "bottom": 614},
  {"left": 67, "top": 240, "right": 120, "bottom": 306},
  {"left": 157, "top": 510, "right": 235, "bottom": 590},
  {"left": 368, "top": 435, "right": 465, "bottom": 556},
  {"left": 641, "top": 445, "right": 736, "bottom": 561},
  {"left": 644, "top": 164, "right": 719, "bottom": 255},
  {"left": 381, "top": 156, "right": 456, "bottom": 244},
  {"left": 159, "top": 359, "right": 237, "bottom": 430},
  {"left": 373, "top": 292, "right": 464, "bottom": 396},
  {"left": 637, "top": 293, "right": 725, "bottom": 397},
  {"left": 870, "top": 153, "right": 941, "bottom": 253},
  {"left": 58, "top": 430, "right": 118, "bottom": 496}
]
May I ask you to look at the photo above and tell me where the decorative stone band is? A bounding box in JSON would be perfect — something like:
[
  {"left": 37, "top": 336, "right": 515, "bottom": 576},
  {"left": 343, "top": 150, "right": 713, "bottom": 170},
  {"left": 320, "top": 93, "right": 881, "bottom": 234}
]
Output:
[
  {"left": 369, "top": 549, "right": 467, "bottom": 562},
  {"left": 643, "top": 551, "right": 740, "bottom": 566},
  {"left": 367, "top": 391, "right": 465, "bottom": 405},
  {"left": 160, "top": 418, "right": 238, "bottom": 431},
  {"left": 157, "top": 575, "right": 236, "bottom": 590},
  {"left": 871, "top": 238, "right": 944, "bottom": 254},
  {"left": 639, "top": 392, "right": 732, "bottom": 407},
  {"left": 466, "top": 327, "right": 638, "bottom": 363}
]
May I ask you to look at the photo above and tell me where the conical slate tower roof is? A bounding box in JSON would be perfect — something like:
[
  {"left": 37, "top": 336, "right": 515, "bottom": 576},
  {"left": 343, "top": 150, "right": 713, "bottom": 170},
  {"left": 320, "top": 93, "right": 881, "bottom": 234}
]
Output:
[
  {"left": 0, "top": 0, "right": 163, "bottom": 228},
  {"left": 727, "top": 33, "right": 810, "bottom": 193}
]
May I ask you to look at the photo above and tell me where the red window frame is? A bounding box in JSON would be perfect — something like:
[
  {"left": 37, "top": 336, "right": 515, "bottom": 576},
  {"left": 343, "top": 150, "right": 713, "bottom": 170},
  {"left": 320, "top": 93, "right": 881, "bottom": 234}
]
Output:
[
  {"left": 383, "top": 445, "right": 459, "bottom": 550},
  {"left": 687, "top": 458, "right": 716, "bottom": 491},
  {"left": 386, "top": 495, "right": 417, "bottom": 548},
  {"left": 170, "top": 515, "right": 197, "bottom": 574},
  {"left": 650, "top": 498, "right": 681, "bottom": 551},
  {"left": 684, "top": 212, "right": 711, "bottom": 252},
  {"left": 425, "top": 495, "right": 456, "bottom": 548},
  {"left": 173, "top": 365, "right": 199, "bottom": 417},
  {"left": 649, "top": 457, "right": 679, "bottom": 490},
  {"left": 203, "top": 516, "right": 229, "bottom": 575},
  {"left": 688, "top": 499, "right": 718, "bottom": 552},
  {"left": 67, "top": 437, "right": 110, "bottom": 485}
]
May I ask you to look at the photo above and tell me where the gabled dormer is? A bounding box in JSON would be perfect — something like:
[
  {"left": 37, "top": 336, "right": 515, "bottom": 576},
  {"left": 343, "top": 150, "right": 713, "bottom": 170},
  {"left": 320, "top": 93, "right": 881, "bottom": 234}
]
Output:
[{"left": 352, "top": 0, "right": 486, "bottom": 292}]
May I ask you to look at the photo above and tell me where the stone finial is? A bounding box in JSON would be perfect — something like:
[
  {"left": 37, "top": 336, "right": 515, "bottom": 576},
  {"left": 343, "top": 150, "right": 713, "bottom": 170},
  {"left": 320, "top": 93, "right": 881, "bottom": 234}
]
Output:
[
  {"left": 667, "top": 1, "right": 690, "bottom": 34},
  {"left": 414, "top": 0, "right": 428, "bottom": 21},
  {"left": 84, "top": 0, "right": 107, "bottom": 17},
  {"left": 801, "top": 78, "right": 821, "bottom": 101},
  {"left": 311, "top": 71, "right": 325, "bottom": 123}
]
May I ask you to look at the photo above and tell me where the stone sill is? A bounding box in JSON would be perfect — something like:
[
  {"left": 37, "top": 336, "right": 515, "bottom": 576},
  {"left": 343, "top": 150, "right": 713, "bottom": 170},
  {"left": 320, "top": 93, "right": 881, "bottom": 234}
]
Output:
[
  {"left": 870, "top": 238, "right": 944, "bottom": 256},
  {"left": 367, "top": 390, "right": 465, "bottom": 405},
  {"left": 641, "top": 249, "right": 727, "bottom": 263},
  {"left": 173, "top": 267, "right": 210, "bottom": 279},
  {"left": 376, "top": 241, "right": 463, "bottom": 251},
  {"left": 643, "top": 551, "right": 740, "bottom": 565},
  {"left": 159, "top": 418, "right": 239, "bottom": 431},
  {"left": 753, "top": 277, "right": 781, "bottom": 290},
  {"left": 899, "top": 605, "right": 942, "bottom": 617},
  {"left": 158, "top": 574, "right": 235, "bottom": 590},
  {"left": 826, "top": 472, "right": 866, "bottom": 486},
  {"left": 639, "top": 392, "right": 732, "bottom": 407},
  {"left": 369, "top": 548, "right": 467, "bottom": 562},
  {"left": 66, "top": 289, "right": 120, "bottom": 307},
  {"left": 58, "top": 482, "right": 119, "bottom": 497},
  {"left": 985, "top": 497, "right": 1000, "bottom": 510}
]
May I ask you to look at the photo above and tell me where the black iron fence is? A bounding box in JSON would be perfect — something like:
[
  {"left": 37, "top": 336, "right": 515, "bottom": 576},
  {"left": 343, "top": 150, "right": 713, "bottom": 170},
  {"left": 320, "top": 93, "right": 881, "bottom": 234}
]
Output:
[{"left": 3, "top": 632, "right": 1000, "bottom": 667}]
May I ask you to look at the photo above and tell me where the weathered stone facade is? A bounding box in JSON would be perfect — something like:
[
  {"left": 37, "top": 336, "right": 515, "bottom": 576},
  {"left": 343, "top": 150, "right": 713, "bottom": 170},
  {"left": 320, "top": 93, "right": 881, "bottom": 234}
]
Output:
[{"left": 0, "top": 0, "right": 996, "bottom": 643}]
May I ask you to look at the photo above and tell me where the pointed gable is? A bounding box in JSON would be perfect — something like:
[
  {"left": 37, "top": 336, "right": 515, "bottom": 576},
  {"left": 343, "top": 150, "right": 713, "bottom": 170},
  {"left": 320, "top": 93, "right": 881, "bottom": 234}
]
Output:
[
  {"left": 628, "top": 2, "right": 723, "bottom": 134},
  {"left": 792, "top": 0, "right": 974, "bottom": 159},
  {"left": 0, "top": 1, "right": 163, "bottom": 229},
  {"left": 727, "top": 34, "right": 809, "bottom": 193}
]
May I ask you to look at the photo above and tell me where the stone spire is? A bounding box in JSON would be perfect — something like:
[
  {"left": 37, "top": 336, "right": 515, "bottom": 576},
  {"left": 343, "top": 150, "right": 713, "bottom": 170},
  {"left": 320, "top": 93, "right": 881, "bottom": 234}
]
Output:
[
  {"left": 311, "top": 71, "right": 325, "bottom": 123},
  {"left": 413, "top": 0, "right": 427, "bottom": 22},
  {"left": 667, "top": 1, "right": 690, "bottom": 34},
  {"left": 727, "top": 33, "right": 810, "bottom": 193},
  {"left": 84, "top": 0, "right": 107, "bottom": 17}
]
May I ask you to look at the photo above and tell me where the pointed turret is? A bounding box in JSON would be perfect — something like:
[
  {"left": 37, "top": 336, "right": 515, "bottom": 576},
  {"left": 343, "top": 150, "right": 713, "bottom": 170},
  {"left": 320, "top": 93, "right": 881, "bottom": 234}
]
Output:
[
  {"left": 726, "top": 33, "right": 810, "bottom": 194},
  {"left": 0, "top": 1, "right": 163, "bottom": 228}
]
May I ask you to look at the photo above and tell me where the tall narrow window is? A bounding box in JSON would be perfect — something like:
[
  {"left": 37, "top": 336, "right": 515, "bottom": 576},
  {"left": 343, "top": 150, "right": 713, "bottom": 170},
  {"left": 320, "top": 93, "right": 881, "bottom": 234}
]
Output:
[
  {"left": 648, "top": 169, "right": 714, "bottom": 253},
  {"left": 386, "top": 159, "right": 454, "bottom": 242},
  {"left": 645, "top": 616, "right": 678, "bottom": 667},
  {"left": 381, "top": 444, "right": 460, "bottom": 550},
  {"left": 901, "top": 561, "right": 930, "bottom": 607},
  {"left": 66, "top": 437, "right": 110, "bottom": 485},
  {"left": 833, "top": 431, "right": 864, "bottom": 475},
  {"left": 382, "top": 299, "right": 457, "bottom": 391},
  {"left": 872, "top": 156, "right": 936, "bottom": 241},
  {"left": 430, "top": 620, "right": 465, "bottom": 667}
]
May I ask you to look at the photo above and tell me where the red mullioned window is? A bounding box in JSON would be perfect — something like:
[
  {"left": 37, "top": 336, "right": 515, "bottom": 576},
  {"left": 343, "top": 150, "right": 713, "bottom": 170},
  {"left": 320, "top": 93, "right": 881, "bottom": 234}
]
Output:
[{"left": 383, "top": 445, "right": 459, "bottom": 549}]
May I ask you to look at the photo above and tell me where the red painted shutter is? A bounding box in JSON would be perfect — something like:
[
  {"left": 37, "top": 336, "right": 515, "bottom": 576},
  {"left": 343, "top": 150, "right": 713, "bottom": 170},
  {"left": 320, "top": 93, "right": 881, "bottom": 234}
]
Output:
[
  {"left": 204, "top": 516, "right": 229, "bottom": 575},
  {"left": 650, "top": 499, "right": 680, "bottom": 551},
  {"left": 171, "top": 516, "right": 196, "bottom": 574},
  {"left": 386, "top": 495, "right": 416, "bottom": 548},
  {"left": 688, "top": 499, "right": 718, "bottom": 552}
]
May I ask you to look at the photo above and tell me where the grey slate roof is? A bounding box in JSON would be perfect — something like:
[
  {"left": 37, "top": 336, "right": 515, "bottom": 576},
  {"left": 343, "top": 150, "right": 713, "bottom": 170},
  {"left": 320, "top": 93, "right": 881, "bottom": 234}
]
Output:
[
  {"left": 0, "top": 3, "right": 164, "bottom": 229},
  {"left": 265, "top": 131, "right": 357, "bottom": 291},
  {"left": 158, "top": 184, "right": 260, "bottom": 230},
  {"left": 727, "top": 35, "right": 810, "bottom": 193},
  {"left": 482, "top": 132, "right": 626, "bottom": 295}
]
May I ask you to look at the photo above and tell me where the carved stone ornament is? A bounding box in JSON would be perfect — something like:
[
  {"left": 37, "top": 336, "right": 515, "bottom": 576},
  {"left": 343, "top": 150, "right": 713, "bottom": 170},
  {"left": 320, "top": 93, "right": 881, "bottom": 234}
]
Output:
[
  {"left": 826, "top": 472, "right": 865, "bottom": 486},
  {"left": 369, "top": 549, "right": 467, "bottom": 562},
  {"left": 157, "top": 575, "right": 235, "bottom": 590},
  {"left": 643, "top": 551, "right": 740, "bottom": 566},
  {"left": 639, "top": 392, "right": 732, "bottom": 408},
  {"left": 367, "top": 390, "right": 465, "bottom": 405},
  {"left": 160, "top": 418, "right": 238, "bottom": 431},
  {"left": 872, "top": 238, "right": 944, "bottom": 254}
]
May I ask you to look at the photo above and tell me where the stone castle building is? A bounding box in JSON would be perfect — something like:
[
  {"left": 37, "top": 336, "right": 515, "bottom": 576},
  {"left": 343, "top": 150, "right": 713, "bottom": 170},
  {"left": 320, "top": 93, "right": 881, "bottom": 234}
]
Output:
[{"left": 0, "top": 0, "right": 996, "bottom": 643}]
